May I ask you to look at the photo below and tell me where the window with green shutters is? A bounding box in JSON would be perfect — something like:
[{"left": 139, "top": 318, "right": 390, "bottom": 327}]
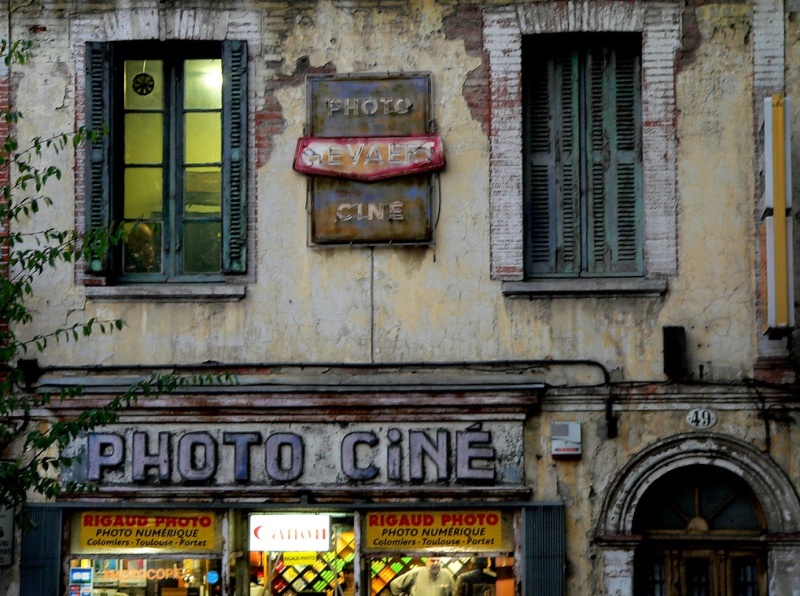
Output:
[
  {"left": 85, "top": 40, "right": 247, "bottom": 281},
  {"left": 523, "top": 34, "right": 643, "bottom": 278}
]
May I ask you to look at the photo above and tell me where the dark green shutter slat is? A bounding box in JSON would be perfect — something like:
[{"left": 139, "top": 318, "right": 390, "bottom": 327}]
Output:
[
  {"left": 85, "top": 42, "right": 111, "bottom": 274},
  {"left": 613, "top": 49, "right": 642, "bottom": 271},
  {"left": 526, "top": 48, "right": 580, "bottom": 276},
  {"left": 586, "top": 47, "right": 609, "bottom": 273},
  {"left": 554, "top": 52, "right": 580, "bottom": 275},
  {"left": 526, "top": 56, "right": 556, "bottom": 273},
  {"left": 222, "top": 40, "right": 248, "bottom": 273},
  {"left": 524, "top": 504, "right": 565, "bottom": 596},
  {"left": 21, "top": 508, "right": 62, "bottom": 596},
  {"left": 586, "top": 43, "right": 642, "bottom": 275}
]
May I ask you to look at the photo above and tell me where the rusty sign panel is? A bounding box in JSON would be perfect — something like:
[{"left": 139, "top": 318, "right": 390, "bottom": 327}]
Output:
[
  {"left": 303, "top": 73, "right": 439, "bottom": 245},
  {"left": 293, "top": 134, "right": 445, "bottom": 181},
  {"left": 307, "top": 74, "right": 431, "bottom": 137},
  {"left": 311, "top": 174, "right": 431, "bottom": 244}
]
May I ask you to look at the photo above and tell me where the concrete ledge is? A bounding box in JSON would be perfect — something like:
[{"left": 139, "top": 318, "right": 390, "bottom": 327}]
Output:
[
  {"left": 85, "top": 284, "right": 247, "bottom": 302},
  {"left": 503, "top": 278, "right": 668, "bottom": 297}
]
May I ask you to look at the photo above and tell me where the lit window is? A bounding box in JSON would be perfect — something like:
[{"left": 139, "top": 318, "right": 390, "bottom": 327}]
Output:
[{"left": 85, "top": 41, "right": 247, "bottom": 281}]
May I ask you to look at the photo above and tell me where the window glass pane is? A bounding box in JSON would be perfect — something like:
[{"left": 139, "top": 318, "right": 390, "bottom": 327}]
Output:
[
  {"left": 185, "top": 112, "right": 221, "bottom": 164},
  {"left": 370, "top": 556, "right": 500, "bottom": 596},
  {"left": 183, "top": 221, "right": 221, "bottom": 273},
  {"left": 124, "top": 60, "right": 163, "bottom": 111},
  {"left": 635, "top": 555, "right": 666, "bottom": 596},
  {"left": 124, "top": 168, "right": 163, "bottom": 219},
  {"left": 184, "top": 59, "right": 222, "bottom": 110},
  {"left": 70, "top": 557, "right": 221, "bottom": 595},
  {"left": 632, "top": 465, "right": 763, "bottom": 533},
  {"left": 252, "top": 517, "right": 355, "bottom": 596},
  {"left": 732, "top": 558, "right": 759, "bottom": 596},
  {"left": 125, "top": 113, "right": 163, "bottom": 164},
  {"left": 123, "top": 221, "right": 162, "bottom": 274},
  {"left": 685, "top": 559, "right": 710, "bottom": 596},
  {"left": 185, "top": 167, "right": 221, "bottom": 217}
]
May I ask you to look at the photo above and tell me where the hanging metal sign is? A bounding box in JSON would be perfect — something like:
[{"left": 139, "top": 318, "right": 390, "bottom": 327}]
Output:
[
  {"left": 296, "top": 73, "right": 443, "bottom": 245},
  {"left": 293, "top": 135, "right": 445, "bottom": 181}
]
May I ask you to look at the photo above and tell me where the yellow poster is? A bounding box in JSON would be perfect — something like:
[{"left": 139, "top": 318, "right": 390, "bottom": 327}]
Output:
[
  {"left": 73, "top": 511, "right": 218, "bottom": 554},
  {"left": 364, "top": 511, "right": 503, "bottom": 552}
]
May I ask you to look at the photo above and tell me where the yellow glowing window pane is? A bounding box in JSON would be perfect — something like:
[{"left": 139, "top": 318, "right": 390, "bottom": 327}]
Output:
[
  {"left": 185, "top": 59, "right": 222, "bottom": 110},
  {"left": 125, "top": 113, "right": 163, "bottom": 165},
  {"left": 185, "top": 112, "right": 221, "bottom": 164},
  {"left": 124, "top": 60, "right": 163, "bottom": 111},
  {"left": 124, "top": 168, "right": 163, "bottom": 219},
  {"left": 185, "top": 167, "right": 221, "bottom": 217}
]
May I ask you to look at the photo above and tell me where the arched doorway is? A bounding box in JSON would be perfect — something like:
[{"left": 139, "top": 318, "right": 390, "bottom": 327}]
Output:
[
  {"left": 632, "top": 465, "right": 766, "bottom": 595},
  {"left": 595, "top": 433, "right": 800, "bottom": 596}
]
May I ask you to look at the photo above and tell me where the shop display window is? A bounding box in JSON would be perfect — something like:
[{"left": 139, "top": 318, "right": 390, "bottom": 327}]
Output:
[
  {"left": 249, "top": 516, "right": 355, "bottom": 596},
  {"left": 69, "top": 557, "right": 223, "bottom": 596},
  {"left": 368, "top": 556, "right": 513, "bottom": 596},
  {"left": 247, "top": 511, "right": 516, "bottom": 596}
]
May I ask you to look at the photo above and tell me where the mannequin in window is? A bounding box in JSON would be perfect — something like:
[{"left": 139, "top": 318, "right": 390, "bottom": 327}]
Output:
[
  {"left": 124, "top": 221, "right": 156, "bottom": 273},
  {"left": 455, "top": 558, "right": 496, "bottom": 596},
  {"left": 390, "top": 558, "right": 455, "bottom": 596}
]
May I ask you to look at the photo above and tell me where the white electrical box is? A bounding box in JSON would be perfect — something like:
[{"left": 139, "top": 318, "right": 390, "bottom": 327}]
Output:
[{"left": 551, "top": 421, "right": 582, "bottom": 457}]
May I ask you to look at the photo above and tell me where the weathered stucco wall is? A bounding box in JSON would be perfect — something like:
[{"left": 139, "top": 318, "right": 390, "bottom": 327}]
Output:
[{"left": 4, "top": 0, "right": 762, "bottom": 384}]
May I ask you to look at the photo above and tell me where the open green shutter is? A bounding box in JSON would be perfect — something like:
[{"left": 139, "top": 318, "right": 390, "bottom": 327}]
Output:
[
  {"left": 222, "top": 40, "right": 248, "bottom": 273},
  {"left": 586, "top": 44, "right": 643, "bottom": 275},
  {"left": 523, "top": 504, "right": 565, "bottom": 596},
  {"left": 525, "top": 48, "right": 580, "bottom": 276},
  {"left": 85, "top": 42, "right": 111, "bottom": 274}
]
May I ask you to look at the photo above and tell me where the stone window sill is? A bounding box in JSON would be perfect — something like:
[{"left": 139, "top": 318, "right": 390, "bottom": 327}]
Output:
[
  {"left": 503, "top": 278, "right": 668, "bottom": 298},
  {"left": 85, "top": 284, "right": 246, "bottom": 302}
]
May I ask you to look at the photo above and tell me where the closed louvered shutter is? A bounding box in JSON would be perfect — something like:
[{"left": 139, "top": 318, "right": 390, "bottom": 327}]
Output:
[
  {"left": 585, "top": 44, "right": 643, "bottom": 275},
  {"left": 525, "top": 48, "right": 580, "bottom": 276},
  {"left": 20, "top": 508, "right": 62, "bottom": 596},
  {"left": 524, "top": 35, "right": 642, "bottom": 277},
  {"left": 523, "top": 504, "right": 565, "bottom": 596},
  {"left": 222, "top": 40, "right": 248, "bottom": 273}
]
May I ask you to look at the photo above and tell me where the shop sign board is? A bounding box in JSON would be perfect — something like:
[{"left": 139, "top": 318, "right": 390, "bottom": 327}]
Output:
[
  {"left": 67, "top": 422, "right": 524, "bottom": 489},
  {"left": 249, "top": 514, "right": 331, "bottom": 551},
  {"left": 298, "top": 73, "right": 442, "bottom": 245},
  {"left": 364, "top": 511, "right": 504, "bottom": 553},
  {"left": 0, "top": 507, "right": 12, "bottom": 567},
  {"left": 71, "top": 510, "right": 219, "bottom": 555}
]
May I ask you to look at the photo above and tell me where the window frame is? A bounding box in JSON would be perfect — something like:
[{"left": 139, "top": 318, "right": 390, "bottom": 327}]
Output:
[
  {"left": 522, "top": 33, "right": 644, "bottom": 279},
  {"left": 84, "top": 39, "right": 248, "bottom": 284},
  {"left": 484, "top": 2, "right": 680, "bottom": 297}
]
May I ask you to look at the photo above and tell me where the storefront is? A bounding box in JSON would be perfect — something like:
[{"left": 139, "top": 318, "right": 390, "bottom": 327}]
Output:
[
  {"left": 61, "top": 506, "right": 531, "bottom": 596},
  {"left": 22, "top": 389, "right": 565, "bottom": 596}
]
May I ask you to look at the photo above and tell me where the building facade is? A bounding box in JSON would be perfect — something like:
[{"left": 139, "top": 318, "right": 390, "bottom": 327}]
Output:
[{"left": 2, "top": 1, "right": 800, "bottom": 595}]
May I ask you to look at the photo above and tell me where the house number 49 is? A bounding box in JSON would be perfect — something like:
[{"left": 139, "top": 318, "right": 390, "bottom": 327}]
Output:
[{"left": 686, "top": 408, "right": 717, "bottom": 429}]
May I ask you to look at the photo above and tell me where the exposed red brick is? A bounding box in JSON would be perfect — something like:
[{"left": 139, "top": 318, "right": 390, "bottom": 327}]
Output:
[
  {"left": 442, "top": 5, "right": 490, "bottom": 136},
  {"left": 256, "top": 59, "right": 336, "bottom": 169}
]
